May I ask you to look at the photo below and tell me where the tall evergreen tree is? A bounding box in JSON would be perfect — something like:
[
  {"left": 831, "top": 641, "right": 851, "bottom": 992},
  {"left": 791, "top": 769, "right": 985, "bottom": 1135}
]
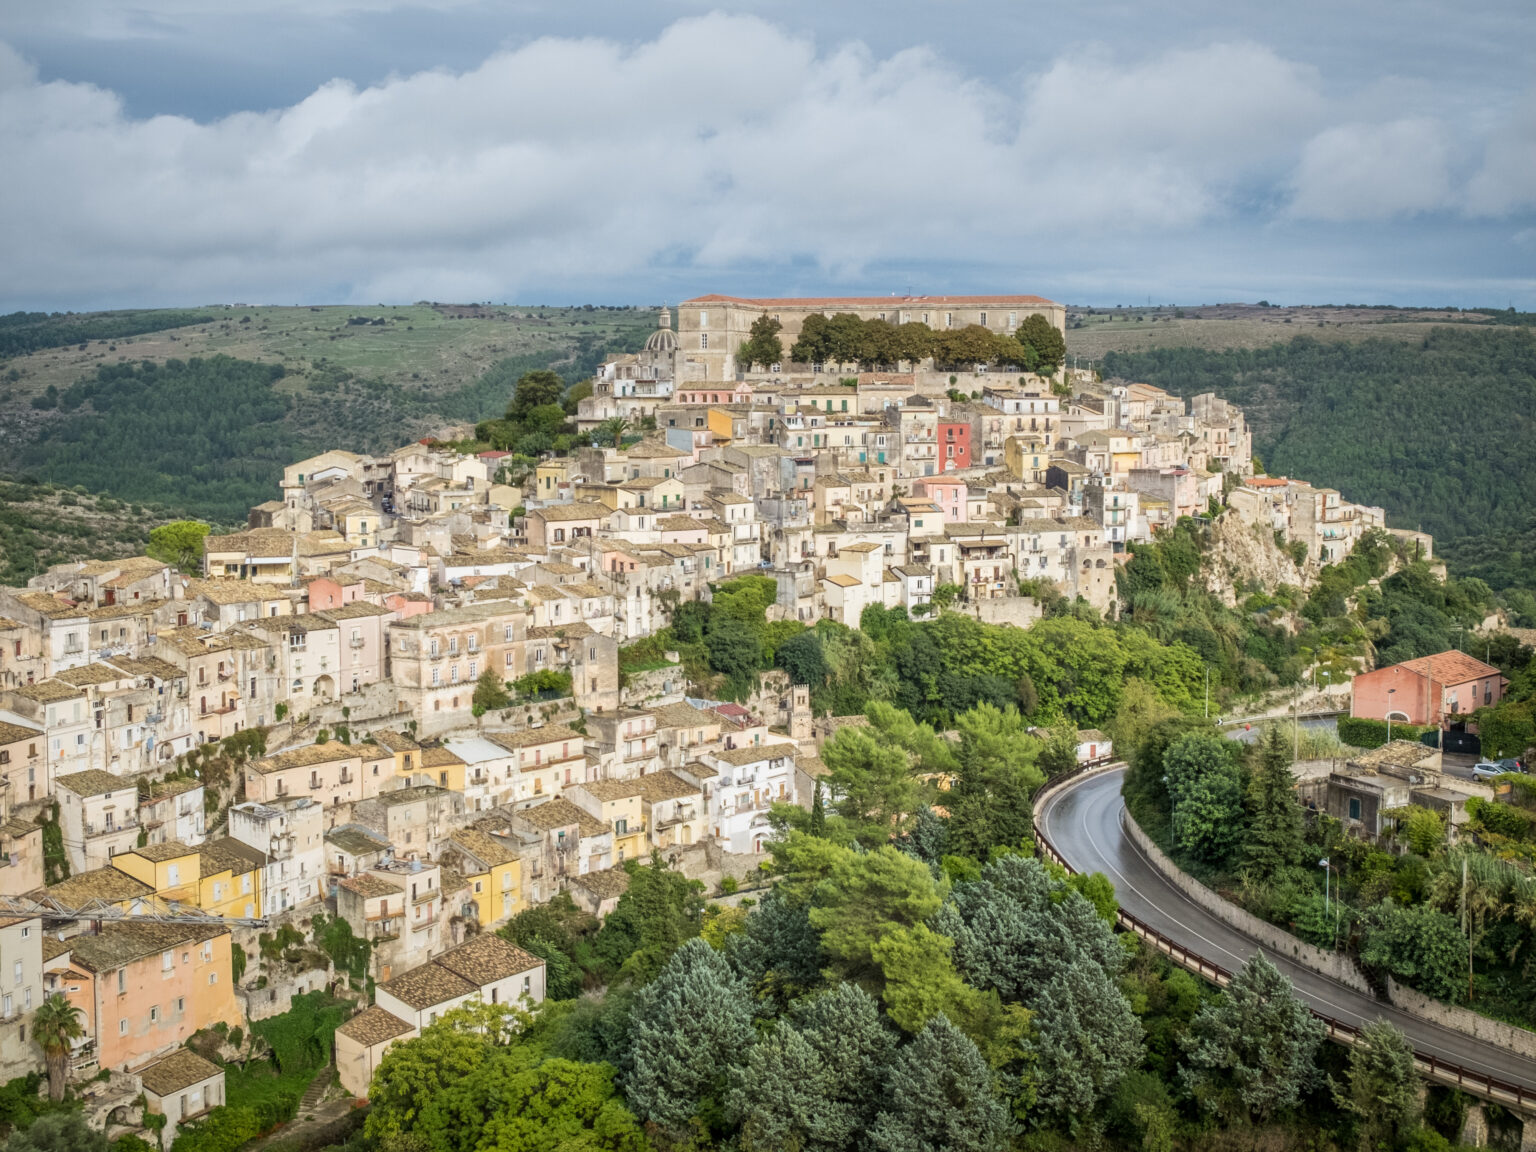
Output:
[
  {"left": 1243, "top": 725, "right": 1304, "bottom": 879},
  {"left": 1180, "top": 953, "right": 1326, "bottom": 1122},
  {"left": 1336, "top": 1018, "right": 1420, "bottom": 1150},
  {"left": 623, "top": 938, "right": 755, "bottom": 1132},
  {"left": 1026, "top": 961, "right": 1146, "bottom": 1120},
  {"left": 869, "top": 1015, "right": 1014, "bottom": 1152}
]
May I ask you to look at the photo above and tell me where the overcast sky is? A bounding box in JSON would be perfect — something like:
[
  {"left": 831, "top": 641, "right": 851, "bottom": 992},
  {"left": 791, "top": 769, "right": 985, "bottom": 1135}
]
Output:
[{"left": 2, "top": 1, "right": 1533, "bottom": 311}]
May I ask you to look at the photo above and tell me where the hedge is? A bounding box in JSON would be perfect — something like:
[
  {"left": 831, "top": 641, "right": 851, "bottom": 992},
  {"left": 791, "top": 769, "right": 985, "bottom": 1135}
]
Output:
[{"left": 1338, "top": 715, "right": 1435, "bottom": 749}]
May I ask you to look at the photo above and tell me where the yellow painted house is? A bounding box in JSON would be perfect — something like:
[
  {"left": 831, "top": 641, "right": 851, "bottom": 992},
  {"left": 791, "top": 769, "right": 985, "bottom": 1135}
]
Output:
[
  {"left": 112, "top": 842, "right": 201, "bottom": 905},
  {"left": 442, "top": 829, "right": 523, "bottom": 928},
  {"left": 198, "top": 839, "right": 264, "bottom": 921},
  {"left": 418, "top": 746, "right": 467, "bottom": 793},
  {"left": 565, "top": 780, "right": 647, "bottom": 863}
]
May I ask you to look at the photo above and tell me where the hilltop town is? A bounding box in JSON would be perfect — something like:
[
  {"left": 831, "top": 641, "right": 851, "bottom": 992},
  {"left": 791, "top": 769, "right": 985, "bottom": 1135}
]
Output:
[{"left": 0, "top": 294, "right": 1417, "bottom": 1134}]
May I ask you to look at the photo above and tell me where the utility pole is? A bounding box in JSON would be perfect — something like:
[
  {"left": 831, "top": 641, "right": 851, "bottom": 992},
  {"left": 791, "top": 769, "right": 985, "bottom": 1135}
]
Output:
[
  {"left": 1294, "top": 682, "right": 1301, "bottom": 761},
  {"left": 1204, "top": 665, "right": 1210, "bottom": 719}
]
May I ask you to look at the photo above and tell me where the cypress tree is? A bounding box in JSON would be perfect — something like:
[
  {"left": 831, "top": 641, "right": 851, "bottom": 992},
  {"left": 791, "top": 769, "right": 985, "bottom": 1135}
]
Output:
[{"left": 1243, "top": 726, "right": 1304, "bottom": 880}]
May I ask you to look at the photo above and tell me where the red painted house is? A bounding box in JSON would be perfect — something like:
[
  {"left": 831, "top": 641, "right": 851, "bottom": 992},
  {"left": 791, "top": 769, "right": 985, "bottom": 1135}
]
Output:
[
  {"left": 1350, "top": 649, "right": 1506, "bottom": 727},
  {"left": 938, "top": 422, "right": 971, "bottom": 471}
]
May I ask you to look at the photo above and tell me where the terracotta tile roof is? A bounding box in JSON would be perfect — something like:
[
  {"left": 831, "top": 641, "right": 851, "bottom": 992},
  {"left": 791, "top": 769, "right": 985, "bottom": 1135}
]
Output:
[
  {"left": 125, "top": 840, "right": 196, "bottom": 863},
  {"left": 431, "top": 933, "right": 542, "bottom": 985},
  {"left": 514, "top": 797, "right": 607, "bottom": 838},
  {"left": 198, "top": 838, "right": 264, "bottom": 876},
  {"left": 250, "top": 741, "right": 359, "bottom": 775},
  {"left": 146, "top": 778, "right": 202, "bottom": 804},
  {"left": 55, "top": 770, "right": 129, "bottom": 798},
  {"left": 40, "top": 867, "right": 154, "bottom": 906},
  {"left": 325, "top": 825, "right": 391, "bottom": 856},
  {"left": 340, "top": 874, "right": 403, "bottom": 899},
  {"left": 576, "top": 778, "right": 646, "bottom": 802},
  {"left": 420, "top": 746, "right": 466, "bottom": 769},
  {"left": 486, "top": 725, "right": 584, "bottom": 752},
  {"left": 448, "top": 828, "right": 517, "bottom": 869},
  {"left": 12, "top": 680, "right": 84, "bottom": 703},
  {"left": 532, "top": 502, "right": 611, "bottom": 523},
  {"left": 139, "top": 1049, "right": 222, "bottom": 1097},
  {"left": 377, "top": 959, "right": 477, "bottom": 1010},
  {"left": 0, "top": 720, "right": 42, "bottom": 745},
  {"left": 336, "top": 1005, "right": 415, "bottom": 1047},
  {"left": 1388, "top": 649, "right": 1501, "bottom": 686},
  {"left": 66, "top": 921, "right": 221, "bottom": 972},
  {"left": 635, "top": 770, "right": 703, "bottom": 803},
  {"left": 10, "top": 592, "right": 85, "bottom": 620},
  {"left": 706, "top": 743, "right": 796, "bottom": 767},
  {"left": 371, "top": 730, "right": 420, "bottom": 754},
  {"left": 650, "top": 702, "right": 713, "bottom": 730},
  {"left": 110, "top": 655, "right": 185, "bottom": 681}
]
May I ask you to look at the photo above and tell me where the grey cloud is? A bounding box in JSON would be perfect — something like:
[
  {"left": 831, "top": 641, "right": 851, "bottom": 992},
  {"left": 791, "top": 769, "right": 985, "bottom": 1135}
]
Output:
[{"left": 0, "top": 13, "right": 1532, "bottom": 310}]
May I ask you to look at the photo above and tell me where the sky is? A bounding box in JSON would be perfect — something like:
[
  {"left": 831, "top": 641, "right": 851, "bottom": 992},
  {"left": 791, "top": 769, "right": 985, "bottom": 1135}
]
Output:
[{"left": 1, "top": 1, "right": 1533, "bottom": 312}]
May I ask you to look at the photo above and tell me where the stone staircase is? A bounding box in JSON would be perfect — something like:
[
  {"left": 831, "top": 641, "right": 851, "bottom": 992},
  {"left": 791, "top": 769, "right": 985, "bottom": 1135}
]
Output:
[{"left": 299, "top": 1064, "right": 333, "bottom": 1113}]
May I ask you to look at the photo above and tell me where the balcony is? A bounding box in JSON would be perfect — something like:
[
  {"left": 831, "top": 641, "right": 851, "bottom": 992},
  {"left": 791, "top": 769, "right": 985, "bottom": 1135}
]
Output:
[{"left": 350, "top": 636, "right": 366, "bottom": 649}]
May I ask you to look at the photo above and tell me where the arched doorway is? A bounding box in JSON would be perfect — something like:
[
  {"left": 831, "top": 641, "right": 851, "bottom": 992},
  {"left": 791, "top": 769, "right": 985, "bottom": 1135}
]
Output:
[{"left": 313, "top": 674, "right": 335, "bottom": 701}]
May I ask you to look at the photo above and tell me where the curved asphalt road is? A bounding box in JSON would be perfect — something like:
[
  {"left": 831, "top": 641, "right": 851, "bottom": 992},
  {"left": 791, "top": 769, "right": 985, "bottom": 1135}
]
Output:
[{"left": 1039, "top": 767, "right": 1536, "bottom": 1094}]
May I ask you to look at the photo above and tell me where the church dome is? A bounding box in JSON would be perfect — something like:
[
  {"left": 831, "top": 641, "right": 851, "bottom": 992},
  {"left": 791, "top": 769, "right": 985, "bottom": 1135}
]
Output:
[{"left": 644, "top": 308, "right": 678, "bottom": 353}]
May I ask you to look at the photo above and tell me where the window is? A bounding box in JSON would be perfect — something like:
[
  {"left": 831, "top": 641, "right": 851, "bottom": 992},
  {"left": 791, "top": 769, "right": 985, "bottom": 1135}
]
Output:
[
  {"left": 698, "top": 310, "right": 708, "bottom": 328},
  {"left": 177, "top": 997, "right": 185, "bottom": 1013},
  {"left": 163, "top": 951, "right": 174, "bottom": 972},
  {"left": 11, "top": 961, "right": 19, "bottom": 986},
  {"left": 150, "top": 1005, "right": 159, "bottom": 1022},
  {"left": 1348, "top": 797, "right": 1361, "bottom": 821},
  {"left": 699, "top": 333, "right": 708, "bottom": 350},
  {"left": 209, "top": 973, "right": 218, "bottom": 985},
  {"left": 119, "top": 1018, "right": 128, "bottom": 1036},
  {"left": 117, "top": 970, "right": 126, "bottom": 994}
]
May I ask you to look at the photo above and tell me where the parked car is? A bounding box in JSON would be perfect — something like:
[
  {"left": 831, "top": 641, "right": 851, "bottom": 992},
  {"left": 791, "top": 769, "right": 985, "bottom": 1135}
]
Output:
[
  {"left": 1472, "top": 759, "right": 1523, "bottom": 780},
  {"left": 1498, "top": 758, "right": 1526, "bottom": 773}
]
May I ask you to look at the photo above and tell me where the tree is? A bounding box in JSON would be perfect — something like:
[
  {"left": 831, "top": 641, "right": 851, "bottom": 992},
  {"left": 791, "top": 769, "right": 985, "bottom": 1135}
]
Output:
[
  {"left": 946, "top": 703, "right": 1045, "bottom": 861},
  {"left": 810, "top": 846, "right": 943, "bottom": 983},
  {"left": 737, "top": 315, "right": 784, "bottom": 370},
  {"left": 1243, "top": 726, "right": 1304, "bottom": 880},
  {"left": 931, "top": 325, "right": 1006, "bottom": 369},
  {"left": 1179, "top": 953, "right": 1326, "bottom": 1122},
  {"left": 938, "top": 855, "right": 1124, "bottom": 1004},
  {"left": 869, "top": 1015, "right": 1013, "bottom": 1152},
  {"left": 1357, "top": 900, "right": 1467, "bottom": 1002},
  {"left": 1037, "top": 723, "right": 1080, "bottom": 779},
  {"left": 5, "top": 1110, "right": 108, "bottom": 1152},
  {"left": 703, "top": 614, "right": 763, "bottom": 702},
  {"left": 1015, "top": 314, "right": 1066, "bottom": 376},
  {"left": 367, "top": 1011, "right": 500, "bottom": 1142},
  {"left": 414, "top": 1048, "right": 650, "bottom": 1152},
  {"left": 871, "top": 923, "right": 976, "bottom": 1033},
  {"left": 471, "top": 667, "right": 510, "bottom": 717},
  {"left": 595, "top": 416, "right": 631, "bottom": 449},
  {"left": 624, "top": 938, "right": 755, "bottom": 1133},
  {"left": 727, "top": 889, "right": 824, "bottom": 1009},
  {"left": 507, "top": 369, "right": 565, "bottom": 420},
  {"left": 31, "top": 994, "right": 84, "bottom": 1101},
  {"left": 146, "top": 520, "right": 210, "bottom": 571},
  {"left": 1163, "top": 730, "right": 1246, "bottom": 865},
  {"left": 822, "top": 703, "right": 954, "bottom": 848},
  {"left": 1026, "top": 961, "right": 1145, "bottom": 1120},
  {"left": 1337, "top": 1019, "right": 1420, "bottom": 1150},
  {"left": 729, "top": 1024, "right": 843, "bottom": 1152},
  {"left": 592, "top": 855, "right": 705, "bottom": 982}
]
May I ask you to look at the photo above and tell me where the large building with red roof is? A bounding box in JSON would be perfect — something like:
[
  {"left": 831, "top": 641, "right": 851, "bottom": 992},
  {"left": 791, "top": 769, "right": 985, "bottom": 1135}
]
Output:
[{"left": 675, "top": 293, "right": 1064, "bottom": 381}]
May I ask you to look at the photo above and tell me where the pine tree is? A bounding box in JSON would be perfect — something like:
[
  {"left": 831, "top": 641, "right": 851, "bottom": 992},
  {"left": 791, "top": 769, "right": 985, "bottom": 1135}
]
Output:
[
  {"left": 1336, "top": 1018, "right": 1420, "bottom": 1149},
  {"left": 623, "top": 938, "right": 755, "bottom": 1132},
  {"left": 1026, "top": 961, "right": 1146, "bottom": 1118},
  {"left": 1180, "top": 953, "right": 1326, "bottom": 1122},
  {"left": 869, "top": 1015, "right": 1013, "bottom": 1152},
  {"left": 1243, "top": 726, "right": 1303, "bottom": 880}
]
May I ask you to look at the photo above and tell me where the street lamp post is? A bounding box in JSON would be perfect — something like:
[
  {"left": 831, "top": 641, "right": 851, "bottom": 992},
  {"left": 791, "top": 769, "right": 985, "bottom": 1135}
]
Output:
[
  {"left": 1204, "top": 665, "right": 1210, "bottom": 720},
  {"left": 1387, "top": 687, "right": 1397, "bottom": 743},
  {"left": 1320, "top": 857, "right": 1330, "bottom": 915}
]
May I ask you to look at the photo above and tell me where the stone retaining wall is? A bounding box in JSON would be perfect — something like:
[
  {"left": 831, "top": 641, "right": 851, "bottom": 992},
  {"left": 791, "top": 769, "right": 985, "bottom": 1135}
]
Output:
[
  {"left": 1119, "top": 810, "right": 1374, "bottom": 994},
  {"left": 1386, "top": 977, "right": 1536, "bottom": 1062}
]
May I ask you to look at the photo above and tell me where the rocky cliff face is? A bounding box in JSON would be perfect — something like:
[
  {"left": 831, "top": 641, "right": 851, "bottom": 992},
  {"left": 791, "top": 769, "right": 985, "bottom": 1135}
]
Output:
[{"left": 1202, "top": 515, "right": 1310, "bottom": 606}]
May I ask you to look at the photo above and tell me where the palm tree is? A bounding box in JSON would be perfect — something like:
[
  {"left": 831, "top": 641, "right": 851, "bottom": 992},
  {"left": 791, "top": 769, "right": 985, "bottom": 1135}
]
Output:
[
  {"left": 596, "top": 417, "right": 631, "bottom": 449},
  {"left": 33, "top": 994, "right": 85, "bottom": 1100}
]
